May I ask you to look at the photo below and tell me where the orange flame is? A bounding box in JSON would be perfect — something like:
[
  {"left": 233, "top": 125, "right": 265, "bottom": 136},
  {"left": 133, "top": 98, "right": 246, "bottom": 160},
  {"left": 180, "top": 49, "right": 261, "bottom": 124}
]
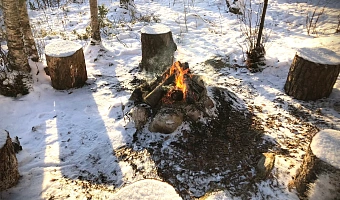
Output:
[{"left": 169, "top": 62, "right": 190, "bottom": 99}]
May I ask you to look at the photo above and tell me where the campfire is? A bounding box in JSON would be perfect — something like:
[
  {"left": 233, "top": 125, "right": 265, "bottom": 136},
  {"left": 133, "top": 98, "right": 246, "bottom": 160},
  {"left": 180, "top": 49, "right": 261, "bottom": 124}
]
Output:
[
  {"left": 130, "top": 61, "right": 214, "bottom": 133},
  {"left": 162, "top": 61, "right": 190, "bottom": 104}
]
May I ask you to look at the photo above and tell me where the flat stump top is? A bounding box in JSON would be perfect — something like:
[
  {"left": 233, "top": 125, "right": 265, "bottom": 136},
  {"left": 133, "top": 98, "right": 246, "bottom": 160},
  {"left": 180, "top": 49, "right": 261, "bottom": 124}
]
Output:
[
  {"left": 297, "top": 47, "right": 340, "bottom": 65},
  {"left": 112, "top": 179, "right": 181, "bottom": 199},
  {"left": 141, "top": 24, "right": 171, "bottom": 35},
  {"left": 311, "top": 129, "right": 340, "bottom": 169},
  {"left": 45, "top": 40, "right": 82, "bottom": 57}
]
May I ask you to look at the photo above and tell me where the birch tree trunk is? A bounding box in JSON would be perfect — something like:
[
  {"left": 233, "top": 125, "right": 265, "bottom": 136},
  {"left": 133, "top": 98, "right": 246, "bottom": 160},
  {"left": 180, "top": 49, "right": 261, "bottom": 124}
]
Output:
[
  {"left": 1, "top": 0, "right": 32, "bottom": 96},
  {"left": 90, "top": 0, "right": 101, "bottom": 43},
  {"left": 18, "top": 0, "right": 39, "bottom": 62},
  {"left": 3, "top": 0, "right": 30, "bottom": 72}
]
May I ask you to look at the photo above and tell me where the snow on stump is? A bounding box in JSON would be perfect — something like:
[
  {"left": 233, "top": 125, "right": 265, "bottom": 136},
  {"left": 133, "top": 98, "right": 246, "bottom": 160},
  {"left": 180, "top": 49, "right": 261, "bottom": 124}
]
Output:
[
  {"left": 45, "top": 40, "right": 87, "bottom": 90},
  {"left": 111, "top": 179, "right": 181, "bottom": 200},
  {"left": 141, "top": 24, "right": 177, "bottom": 73},
  {"left": 0, "top": 130, "right": 20, "bottom": 192},
  {"left": 284, "top": 48, "right": 340, "bottom": 100},
  {"left": 292, "top": 129, "right": 340, "bottom": 199}
]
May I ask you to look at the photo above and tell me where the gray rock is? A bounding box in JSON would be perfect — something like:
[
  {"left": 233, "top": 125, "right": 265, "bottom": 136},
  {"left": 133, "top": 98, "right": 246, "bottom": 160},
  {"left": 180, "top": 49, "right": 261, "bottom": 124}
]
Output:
[
  {"left": 333, "top": 102, "right": 340, "bottom": 112},
  {"left": 130, "top": 105, "right": 150, "bottom": 130},
  {"left": 184, "top": 105, "right": 202, "bottom": 121},
  {"left": 203, "top": 96, "right": 214, "bottom": 109},
  {"left": 149, "top": 108, "right": 183, "bottom": 134},
  {"left": 256, "top": 153, "right": 275, "bottom": 180}
]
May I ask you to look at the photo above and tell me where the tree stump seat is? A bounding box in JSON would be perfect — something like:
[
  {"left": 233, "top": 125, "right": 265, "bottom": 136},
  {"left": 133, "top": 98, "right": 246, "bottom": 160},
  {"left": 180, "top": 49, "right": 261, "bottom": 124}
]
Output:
[
  {"left": 45, "top": 40, "right": 87, "bottom": 90},
  {"left": 284, "top": 47, "right": 340, "bottom": 100},
  {"left": 0, "top": 130, "right": 20, "bottom": 192},
  {"left": 141, "top": 24, "right": 177, "bottom": 73},
  {"left": 292, "top": 129, "right": 340, "bottom": 199}
]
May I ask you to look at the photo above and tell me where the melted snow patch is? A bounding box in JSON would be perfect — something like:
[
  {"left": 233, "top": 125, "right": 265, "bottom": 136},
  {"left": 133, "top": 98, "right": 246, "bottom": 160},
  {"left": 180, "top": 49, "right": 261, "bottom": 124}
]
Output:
[
  {"left": 311, "top": 129, "right": 340, "bottom": 169},
  {"left": 45, "top": 40, "right": 82, "bottom": 57},
  {"left": 112, "top": 179, "right": 181, "bottom": 200},
  {"left": 141, "top": 24, "right": 171, "bottom": 34},
  {"left": 298, "top": 47, "right": 340, "bottom": 65}
]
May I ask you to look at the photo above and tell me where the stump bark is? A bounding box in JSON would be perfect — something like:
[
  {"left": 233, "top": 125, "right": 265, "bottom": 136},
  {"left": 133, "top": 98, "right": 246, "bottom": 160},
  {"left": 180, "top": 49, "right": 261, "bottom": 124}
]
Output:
[
  {"left": 292, "top": 129, "right": 340, "bottom": 199},
  {"left": 0, "top": 130, "right": 20, "bottom": 192},
  {"left": 141, "top": 24, "right": 177, "bottom": 73},
  {"left": 284, "top": 48, "right": 340, "bottom": 100},
  {"left": 45, "top": 40, "right": 87, "bottom": 90}
]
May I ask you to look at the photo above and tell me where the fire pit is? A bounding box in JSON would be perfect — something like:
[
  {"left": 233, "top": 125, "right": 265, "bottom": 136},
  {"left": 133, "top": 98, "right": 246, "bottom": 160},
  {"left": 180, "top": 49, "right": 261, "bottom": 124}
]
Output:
[{"left": 129, "top": 61, "right": 214, "bottom": 133}]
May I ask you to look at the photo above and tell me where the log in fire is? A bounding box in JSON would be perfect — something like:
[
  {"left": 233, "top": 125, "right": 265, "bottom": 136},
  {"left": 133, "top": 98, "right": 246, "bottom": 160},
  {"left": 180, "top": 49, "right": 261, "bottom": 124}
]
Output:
[{"left": 129, "top": 61, "right": 214, "bottom": 133}]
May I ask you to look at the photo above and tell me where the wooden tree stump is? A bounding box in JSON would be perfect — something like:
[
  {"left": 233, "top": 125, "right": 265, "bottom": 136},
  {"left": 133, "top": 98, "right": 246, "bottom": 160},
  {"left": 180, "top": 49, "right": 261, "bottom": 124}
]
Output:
[
  {"left": 141, "top": 24, "right": 177, "bottom": 73},
  {"left": 284, "top": 48, "right": 340, "bottom": 100},
  {"left": 0, "top": 130, "right": 20, "bottom": 192},
  {"left": 292, "top": 129, "right": 340, "bottom": 199},
  {"left": 45, "top": 40, "right": 87, "bottom": 90}
]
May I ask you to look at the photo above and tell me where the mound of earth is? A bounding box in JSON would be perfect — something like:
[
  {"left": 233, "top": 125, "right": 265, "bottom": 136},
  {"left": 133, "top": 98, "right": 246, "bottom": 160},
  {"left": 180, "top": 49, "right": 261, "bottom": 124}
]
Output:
[{"left": 119, "top": 87, "right": 274, "bottom": 199}]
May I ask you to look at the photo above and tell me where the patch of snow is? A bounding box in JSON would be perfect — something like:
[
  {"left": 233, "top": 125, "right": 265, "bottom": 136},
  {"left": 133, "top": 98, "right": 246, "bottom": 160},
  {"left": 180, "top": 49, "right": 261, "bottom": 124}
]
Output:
[
  {"left": 311, "top": 129, "right": 340, "bottom": 169},
  {"left": 45, "top": 40, "right": 82, "bottom": 57}
]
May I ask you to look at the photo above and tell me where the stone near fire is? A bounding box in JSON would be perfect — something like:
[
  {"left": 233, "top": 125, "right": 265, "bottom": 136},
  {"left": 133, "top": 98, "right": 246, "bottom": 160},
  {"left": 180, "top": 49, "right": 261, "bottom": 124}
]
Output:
[
  {"left": 130, "top": 104, "right": 150, "bottom": 130},
  {"left": 203, "top": 96, "right": 215, "bottom": 109},
  {"left": 185, "top": 105, "right": 202, "bottom": 121},
  {"left": 149, "top": 108, "right": 184, "bottom": 134}
]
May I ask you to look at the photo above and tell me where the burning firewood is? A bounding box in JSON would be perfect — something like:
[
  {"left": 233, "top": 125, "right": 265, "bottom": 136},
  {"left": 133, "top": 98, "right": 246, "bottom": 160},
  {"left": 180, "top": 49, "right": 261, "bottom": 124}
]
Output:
[
  {"left": 129, "top": 66, "right": 173, "bottom": 103},
  {"left": 131, "top": 61, "right": 209, "bottom": 108},
  {"left": 170, "top": 90, "right": 184, "bottom": 101},
  {"left": 143, "top": 73, "right": 175, "bottom": 107},
  {"left": 129, "top": 61, "right": 215, "bottom": 133}
]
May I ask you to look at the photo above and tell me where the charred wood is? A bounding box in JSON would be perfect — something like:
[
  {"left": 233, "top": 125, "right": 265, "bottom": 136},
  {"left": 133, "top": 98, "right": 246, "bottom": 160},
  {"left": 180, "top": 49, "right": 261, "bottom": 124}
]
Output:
[
  {"left": 170, "top": 90, "right": 184, "bottom": 101},
  {"left": 143, "top": 74, "right": 175, "bottom": 107}
]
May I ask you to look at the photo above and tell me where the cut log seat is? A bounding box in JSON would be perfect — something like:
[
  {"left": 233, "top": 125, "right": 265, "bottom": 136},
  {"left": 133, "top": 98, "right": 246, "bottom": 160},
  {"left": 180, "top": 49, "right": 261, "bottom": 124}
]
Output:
[
  {"left": 284, "top": 47, "right": 340, "bottom": 100},
  {"left": 45, "top": 40, "right": 87, "bottom": 90}
]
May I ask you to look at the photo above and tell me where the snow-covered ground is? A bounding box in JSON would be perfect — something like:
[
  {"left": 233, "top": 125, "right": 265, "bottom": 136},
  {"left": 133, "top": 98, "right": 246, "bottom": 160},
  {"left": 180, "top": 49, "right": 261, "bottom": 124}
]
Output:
[{"left": 1, "top": 0, "right": 340, "bottom": 199}]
